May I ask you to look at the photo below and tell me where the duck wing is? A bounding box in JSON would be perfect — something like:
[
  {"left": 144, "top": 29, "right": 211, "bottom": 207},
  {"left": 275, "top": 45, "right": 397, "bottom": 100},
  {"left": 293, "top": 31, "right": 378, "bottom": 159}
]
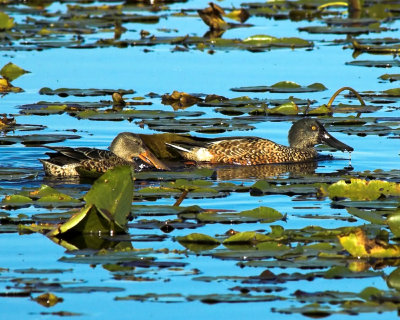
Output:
[{"left": 45, "top": 146, "right": 115, "bottom": 162}]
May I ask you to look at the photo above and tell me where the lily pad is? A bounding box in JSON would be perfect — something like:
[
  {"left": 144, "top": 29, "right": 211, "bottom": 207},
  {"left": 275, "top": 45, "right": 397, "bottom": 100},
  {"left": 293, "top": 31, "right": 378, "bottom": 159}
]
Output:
[
  {"left": 321, "top": 178, "right": 400, "bottom": 200},
  {"left": 0, "top": 63, "right": 30, "bottom": 82},
  {"left": 338, "top": 228, "right": 400, "bottom": 258},
  {"left": 39, "top": 87, "right": 135, "bottom": 97},
  {"left": 231, "top": 81, "right": 327, "bottom": 93},
  {"left": 47, "top": 166, "right": 133, "bottom": 236}
]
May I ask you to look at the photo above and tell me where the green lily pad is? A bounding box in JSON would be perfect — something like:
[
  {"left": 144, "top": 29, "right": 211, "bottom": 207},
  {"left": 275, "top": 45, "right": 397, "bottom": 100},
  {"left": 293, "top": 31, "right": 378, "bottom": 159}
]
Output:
[
  {"left": 0, "top": 63, "right": 30, "bottom": 82},
  {"left": 339, "top": 228, "right": 400, "bottom": 258},
  {"left": 346, "top": 60, "right": 400, "bottom": 68},
  {"left": 242, "top": 34, "right": 312, "bottom": 47},
  {"left": 196, "top": 207, "right": 283, "bottom": 224},
  {"left": 39, "top": 87, "right": 135, "bottom": 97},
  {"left": 0, "top": 12, "right": 14, "bottom": 30},
  {"left": 379, "top": 74, "right": 400, "bottom": 82},
  {"left": 387, "top": 212, "right": 400, "bottom": 237},
  {"left": 0, "top": 134, "right": 81, "bottom": 146},
  {"left": 187, "top": 293, "right": 282, "bottom": 304},
  {"left": 387, "top": 268, "right": 400, "bottom": 291},
  {"left": 346, "top": 208, "right": 386, "bottom": 225},
  {"left": 322, "top": 178, "right": 400, "bottom": 200},
  {"left": 47, "top": 166, "right": 133, "bottom": 236},
  {"left": 231, "top": 81, "right": 327, "bottom": 93},
  {"left": 175, "top": 232, "right": 220, "bottom": 251}
]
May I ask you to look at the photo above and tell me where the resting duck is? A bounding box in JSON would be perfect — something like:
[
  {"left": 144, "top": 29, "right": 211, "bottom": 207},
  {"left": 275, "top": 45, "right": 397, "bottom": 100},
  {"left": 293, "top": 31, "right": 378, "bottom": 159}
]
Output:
[
  {"left": 166, "top": 118, "right": 353, "bottom": 165},
  {"left": 40, "top": 132, "right": 170, "bottom": 177}
]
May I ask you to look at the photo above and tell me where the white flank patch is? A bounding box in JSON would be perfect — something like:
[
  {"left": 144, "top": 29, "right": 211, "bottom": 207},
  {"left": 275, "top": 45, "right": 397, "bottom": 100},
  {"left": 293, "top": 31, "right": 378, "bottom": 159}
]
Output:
[{"left": 193, "top": 148, "right": 213, "bottom": 161}]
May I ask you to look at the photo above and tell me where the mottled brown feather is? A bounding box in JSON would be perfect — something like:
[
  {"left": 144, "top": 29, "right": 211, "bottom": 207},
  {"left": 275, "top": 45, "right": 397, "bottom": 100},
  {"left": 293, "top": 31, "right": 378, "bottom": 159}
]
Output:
[{"left": 207, "top": 138, "right": 317, "bottom": 165}]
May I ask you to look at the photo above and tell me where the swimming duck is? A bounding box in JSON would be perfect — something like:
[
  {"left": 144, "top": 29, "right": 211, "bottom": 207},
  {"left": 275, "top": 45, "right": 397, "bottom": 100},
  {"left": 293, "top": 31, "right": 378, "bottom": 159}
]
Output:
[
  {"left": 166, "top": 118, "right": 353, "bottom": 165},
  {"left": 40, "top": 132, "right": 170, "bottom": 177}
]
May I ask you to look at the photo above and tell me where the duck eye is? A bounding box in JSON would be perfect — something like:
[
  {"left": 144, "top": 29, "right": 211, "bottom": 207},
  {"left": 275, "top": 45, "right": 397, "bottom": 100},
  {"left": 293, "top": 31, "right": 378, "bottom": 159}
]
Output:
[{"left": 311, "top": 125, "right": 317, "bottom": 131}]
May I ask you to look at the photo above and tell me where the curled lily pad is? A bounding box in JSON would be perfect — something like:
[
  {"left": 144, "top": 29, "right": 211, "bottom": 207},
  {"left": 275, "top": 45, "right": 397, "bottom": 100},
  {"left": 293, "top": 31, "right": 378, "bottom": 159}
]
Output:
[{"left": 47, "top": 166, "right": 133, "bottom": 237}]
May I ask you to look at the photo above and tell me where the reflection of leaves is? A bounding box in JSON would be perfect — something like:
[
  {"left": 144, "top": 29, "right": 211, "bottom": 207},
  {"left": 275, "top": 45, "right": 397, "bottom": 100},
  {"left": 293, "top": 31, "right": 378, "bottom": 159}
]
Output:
[
  {"left": 0, "top": 78, "right": 23, "bottom": 93},
  {"left": 198, "top": 2, "right": 228, "bottom": 31},
  {"left": 161, "top": 91, "right": 202, "bottom": 110}
]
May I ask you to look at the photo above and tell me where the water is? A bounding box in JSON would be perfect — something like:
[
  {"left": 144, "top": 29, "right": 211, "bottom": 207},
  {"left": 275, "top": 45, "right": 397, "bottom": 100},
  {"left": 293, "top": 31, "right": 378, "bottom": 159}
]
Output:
[{"left": 0, "top": 0, "right": 399, "bottom": 318}]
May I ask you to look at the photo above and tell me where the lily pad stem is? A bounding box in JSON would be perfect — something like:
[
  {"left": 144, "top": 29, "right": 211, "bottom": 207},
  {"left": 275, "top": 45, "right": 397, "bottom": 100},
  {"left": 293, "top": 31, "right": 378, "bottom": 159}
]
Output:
[
  {"left": 174, "top": 189, "right": 189, "bottom": 207},
  {"left": 326, "top": 86, "right": 366, "bottom": 117}
]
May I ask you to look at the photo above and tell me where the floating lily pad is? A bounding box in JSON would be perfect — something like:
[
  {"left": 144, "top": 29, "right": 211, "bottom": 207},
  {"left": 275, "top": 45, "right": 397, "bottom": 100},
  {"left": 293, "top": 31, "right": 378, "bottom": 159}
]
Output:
[
  {"left": 39, "top": 87, "right": 135, "bottom": 97},
  {"left": 0, "top": 12, "right": 14, "bottom": 30},
  {"left": 339, "top": 228, "right": 400, "bottom": 258},
  {"left": 321, "top": 178, "right": 400, "bottom": 200},
  {"left": 379, "top": 74, "right": 400, "bottom": 82},
  {"left": 0, "top": 63, "right": 30, "bottom": 82},
  {"left": 33, "top": 292, "right": 63, "bottom": 307},
  {"left": 141, "top": 117, "right": 257, "bottom": 134},
  {"left": 75, "top": 109, "right": 204, "bottom": 121},
  {"left": 196, "top": 206, "right": 283, "bottom": 224},
  {"left": 346, "top": 60, "right": 400, "bottom": 68},
  {"left": 231, "top": 81, "right": 327, "bottom": 93},
  {"left": 0, "top": 134, "right": 81, "bottom": 146}
]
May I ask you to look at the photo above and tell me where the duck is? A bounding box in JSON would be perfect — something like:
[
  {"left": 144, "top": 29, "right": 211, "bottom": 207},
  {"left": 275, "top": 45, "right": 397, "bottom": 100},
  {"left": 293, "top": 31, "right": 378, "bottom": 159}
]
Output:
[
  {"left": 40, "top": 132, "right": 170, "bottom": 177},
  {"left": 165, "top": 118, "right": 353, "bottom": 165}
]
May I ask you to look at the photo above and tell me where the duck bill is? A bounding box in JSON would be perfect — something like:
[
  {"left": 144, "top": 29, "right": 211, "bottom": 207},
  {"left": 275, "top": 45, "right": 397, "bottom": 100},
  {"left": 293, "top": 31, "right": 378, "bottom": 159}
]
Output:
[
  {"left": 321, "top": 132, "right": 353, "bottom": 152},
  {"left": 138, "top": 148, "right": 170, "bottom": 170}
]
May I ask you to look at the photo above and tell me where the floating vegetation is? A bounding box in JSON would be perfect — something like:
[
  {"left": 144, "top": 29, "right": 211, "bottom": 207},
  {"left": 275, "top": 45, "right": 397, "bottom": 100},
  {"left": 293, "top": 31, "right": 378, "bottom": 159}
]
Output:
[{"left": 1, "top": 0, "right": 400, "bottom": 318}]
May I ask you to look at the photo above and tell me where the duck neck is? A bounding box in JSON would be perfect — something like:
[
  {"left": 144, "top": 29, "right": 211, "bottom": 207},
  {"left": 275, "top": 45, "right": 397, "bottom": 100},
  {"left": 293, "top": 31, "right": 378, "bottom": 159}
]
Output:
[{"left": 289, "top": 138, "right": 315, "bottom": 150}]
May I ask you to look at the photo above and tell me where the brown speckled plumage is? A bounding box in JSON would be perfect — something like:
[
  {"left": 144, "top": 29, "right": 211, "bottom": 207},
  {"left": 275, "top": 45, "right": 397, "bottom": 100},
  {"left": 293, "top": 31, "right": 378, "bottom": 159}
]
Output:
[
  {"left": 167, "top": 118, "right": 353, "bottom": 165},
  {"left": 207, "top": 138, "right": 317, "bottom": 165},
  {"left": 40, "top": 148, "right": 133, "bottom": 177},
  {"left": 40, "top": 132, "right": 169, "bottom": 177}
]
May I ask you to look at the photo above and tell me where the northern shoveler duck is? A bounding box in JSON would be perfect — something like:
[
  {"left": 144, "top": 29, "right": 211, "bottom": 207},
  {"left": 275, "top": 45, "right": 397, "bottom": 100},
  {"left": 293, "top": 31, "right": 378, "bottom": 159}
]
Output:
[
  {"left": 166, "top": 118, "right": 353, "bottom": 165},
  {"left": 40, "top": 132, "right": 170, "bottom": 177}
]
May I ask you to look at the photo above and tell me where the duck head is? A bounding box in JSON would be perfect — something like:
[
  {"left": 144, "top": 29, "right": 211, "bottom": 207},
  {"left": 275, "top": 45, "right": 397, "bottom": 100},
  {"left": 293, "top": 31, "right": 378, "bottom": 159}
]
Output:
[
  {"left": 288, "top": 118, "right": 353, "bottom": 152},
  {"left": 110, "top": 132, "right": 170, "bottom": 170}
]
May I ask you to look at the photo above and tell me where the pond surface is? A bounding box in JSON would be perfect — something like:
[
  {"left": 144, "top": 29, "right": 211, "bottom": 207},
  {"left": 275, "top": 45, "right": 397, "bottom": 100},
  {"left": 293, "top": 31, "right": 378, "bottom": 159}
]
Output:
[{"left": 0, "top": 0, "right": 400, "bottom": 318}]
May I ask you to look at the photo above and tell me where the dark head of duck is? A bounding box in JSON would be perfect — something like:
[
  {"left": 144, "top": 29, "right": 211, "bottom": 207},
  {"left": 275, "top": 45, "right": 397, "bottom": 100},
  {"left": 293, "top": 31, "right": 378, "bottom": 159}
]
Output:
[{"left": 288, "top": 118, "right": 353, "bottom": 152}]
